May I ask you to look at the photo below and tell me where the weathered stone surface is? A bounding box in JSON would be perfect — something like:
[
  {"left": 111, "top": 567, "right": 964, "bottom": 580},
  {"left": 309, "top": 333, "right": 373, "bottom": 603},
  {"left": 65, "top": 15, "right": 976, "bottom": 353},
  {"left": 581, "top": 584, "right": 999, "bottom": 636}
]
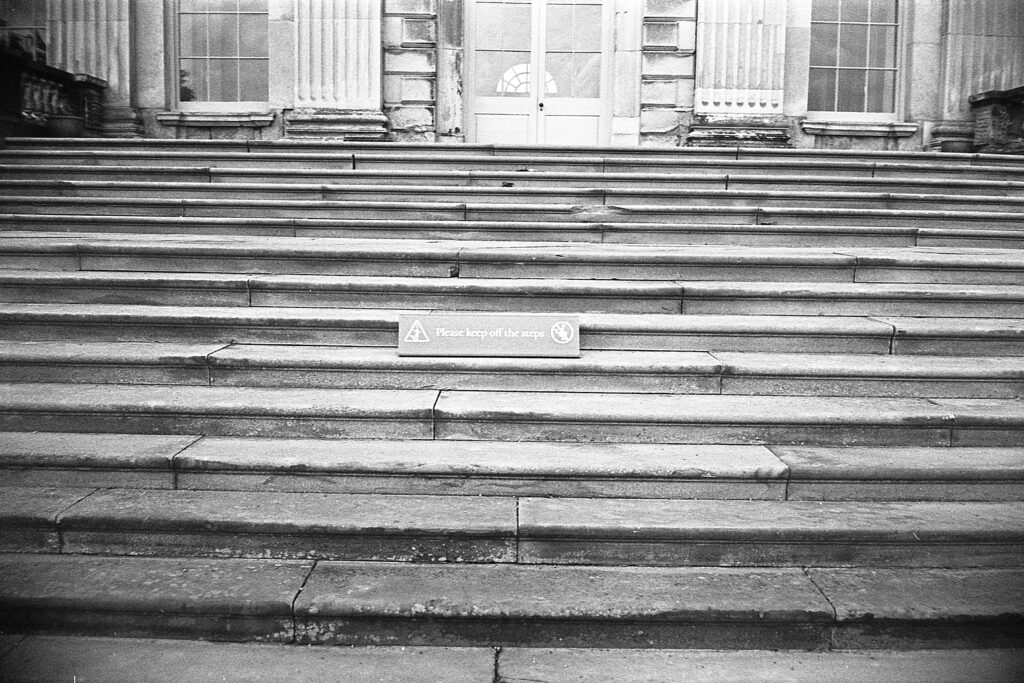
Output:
[
  {"left": 0, "top": 638, "right": 496, "bottom": 683},
  {"left": 0, "top": 432, "right": 193, "bottom": 489},
  {"left": 58, "top": 489, "right": 516, "bottom": 562},
  {"left": 0, "top": 554, "right": 312, "bottom": 641},
  {"left": 935, "top": 398, "right": 1024, "bottom": 446},
  {"left": 174, "top": 438, "right": 786, "bottom": 498},
  {"left": 773, "top": 446, "right": 1024, "bottom": 501},
  {"left": 435, "top": 391, "right": 957, "bottom": 445},
  {"left": 0, "top": 487, "right": 95, "bottom": 552},
  {"left": 808, "top": 567, "right": 1024, "bottom": 649},
  {"left": 518, "top": 498, "right": 1024, "bottom": 567},
  {"left": 295, "top": 563, "right": 832, "bottom": 648},
  {"left": 884, "top": 316, "right": 1024, "bottom": 356},
  {"left": 0, "top": 270, "right": 251, "bottom": 306},
  {"left": 0, "top": 383, "right": 437, "bottom": 438},
  {"left": 497, "top": 648, "right": 1024, "bottom": 683}
]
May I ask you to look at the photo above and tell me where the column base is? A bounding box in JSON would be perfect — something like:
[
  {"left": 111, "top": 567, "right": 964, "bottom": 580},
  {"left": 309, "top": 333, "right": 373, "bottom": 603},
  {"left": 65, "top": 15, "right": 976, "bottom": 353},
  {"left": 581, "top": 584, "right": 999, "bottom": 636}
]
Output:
[
  {"left": 927, "top": 122, "right": 974, "bottom": 153},
  {"left": 284, "top": 110, "right": 389, "bottom": 140},
  {"left": 101, "top": 106, "right": 144, "bottom": 138}
]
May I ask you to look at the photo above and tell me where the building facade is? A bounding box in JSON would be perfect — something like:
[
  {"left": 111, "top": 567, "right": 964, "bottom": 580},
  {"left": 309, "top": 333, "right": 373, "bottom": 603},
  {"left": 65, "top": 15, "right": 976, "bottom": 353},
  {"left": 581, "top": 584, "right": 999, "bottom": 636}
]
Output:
[{"left": 2, "top": 0, "right": 1022, "bottom": 150}]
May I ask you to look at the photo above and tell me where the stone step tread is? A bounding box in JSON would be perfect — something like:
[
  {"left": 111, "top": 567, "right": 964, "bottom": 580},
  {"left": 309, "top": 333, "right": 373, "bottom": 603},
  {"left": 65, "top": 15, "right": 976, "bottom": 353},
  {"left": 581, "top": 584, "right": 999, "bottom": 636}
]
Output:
[
  {"left": 3, "top": 638, "right": 1017, "bottom": 683},
  {"left": 2, "top": 433, "right": 1021, "bottom": 500},
  {"left": 7, "top": 214, "right": 1023, "bottom": 245},
  {"left": 1, "top": 553, "right": 1020, "bottom": 648},
  {"left": 3, "top": 269, "right": 1021, "bottom": 297},
  {"left": 4, "top": 485, "right": 1020, "bottom": 540},
  {"left": 6, "top": 231, "right": 1024, "bottom": 269},
  {"left": 7, "top": 163, "right": 1024, "bottom": 190},
  {"left": 4, "top": 139, "right": 1022, "bottom": 166},
  {"left": 4, "top": 342, "right": 1024, "bottom": 380}
]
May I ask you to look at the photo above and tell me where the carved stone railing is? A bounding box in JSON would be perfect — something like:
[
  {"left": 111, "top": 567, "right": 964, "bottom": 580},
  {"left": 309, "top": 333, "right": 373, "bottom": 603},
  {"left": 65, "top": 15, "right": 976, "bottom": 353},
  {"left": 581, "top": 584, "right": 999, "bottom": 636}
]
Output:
[{"left": 0, "top": 47, "right": 106, "bottom": 137}]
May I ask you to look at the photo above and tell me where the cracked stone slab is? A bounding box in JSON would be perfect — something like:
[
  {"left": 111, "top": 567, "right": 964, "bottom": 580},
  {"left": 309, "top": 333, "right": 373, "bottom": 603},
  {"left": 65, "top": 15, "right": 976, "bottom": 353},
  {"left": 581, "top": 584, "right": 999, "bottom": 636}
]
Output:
[
  {"left": 0, "top": 487, "right": 95, "bottom": 552},
  {"left": 58, "top": 488, "right": 516, "bottom": 562},
  {"left": 174, "top": 438, "right": 786, "bottom": 498},
  {"left": 0, "top": 553, "right": 312, "bottom": 641},
  {"left": 295, "top": 562, "right": 833, "bottom": 648},
  {"left": 0, "top": 432, "right": 193, "bottom": 489},
  {"left": 808, "top": 567, "right": 1024, "bottom": 649}
]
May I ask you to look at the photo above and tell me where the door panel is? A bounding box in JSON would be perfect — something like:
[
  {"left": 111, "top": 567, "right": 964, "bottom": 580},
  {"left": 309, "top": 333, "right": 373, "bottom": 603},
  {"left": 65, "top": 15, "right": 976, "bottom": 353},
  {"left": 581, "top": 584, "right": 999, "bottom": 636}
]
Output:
[{"left": 466, "top": 0, "right": 611, "bottom": 145}]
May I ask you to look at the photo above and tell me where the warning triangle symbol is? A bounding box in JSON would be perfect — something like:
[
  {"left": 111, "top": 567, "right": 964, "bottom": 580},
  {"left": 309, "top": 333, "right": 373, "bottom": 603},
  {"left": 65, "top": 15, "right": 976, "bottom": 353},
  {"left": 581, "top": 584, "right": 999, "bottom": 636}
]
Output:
[{"left": 404, "top": 320, "right": 430, "bottom": 343}]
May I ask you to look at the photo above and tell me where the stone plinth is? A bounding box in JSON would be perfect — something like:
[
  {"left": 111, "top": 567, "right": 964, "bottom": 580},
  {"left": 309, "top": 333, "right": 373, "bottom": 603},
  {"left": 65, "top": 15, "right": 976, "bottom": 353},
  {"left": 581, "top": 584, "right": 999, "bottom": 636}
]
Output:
[{"left": 969, "top": 86, "right": 1024, "bottom": 154}]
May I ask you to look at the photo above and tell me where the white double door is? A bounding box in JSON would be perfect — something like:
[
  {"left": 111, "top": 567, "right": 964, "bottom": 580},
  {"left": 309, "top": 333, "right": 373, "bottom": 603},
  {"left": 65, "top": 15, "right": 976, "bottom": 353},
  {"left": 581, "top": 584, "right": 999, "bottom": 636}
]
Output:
[{"left": 466, "top": 0, "right": 612, "bottom": 145}]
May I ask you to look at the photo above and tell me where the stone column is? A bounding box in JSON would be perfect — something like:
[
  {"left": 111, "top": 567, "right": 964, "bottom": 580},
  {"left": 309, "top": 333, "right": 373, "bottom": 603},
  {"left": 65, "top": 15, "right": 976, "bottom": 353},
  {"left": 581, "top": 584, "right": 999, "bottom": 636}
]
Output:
[
  {"left": 285, "top": 0, "right": 388, "bottom": 139},
  {"left": 48, "top": 0, "right": 143, "bottom": 136},
  {"left": 688, "top": 0, "right": 789, "bottom": 146}
]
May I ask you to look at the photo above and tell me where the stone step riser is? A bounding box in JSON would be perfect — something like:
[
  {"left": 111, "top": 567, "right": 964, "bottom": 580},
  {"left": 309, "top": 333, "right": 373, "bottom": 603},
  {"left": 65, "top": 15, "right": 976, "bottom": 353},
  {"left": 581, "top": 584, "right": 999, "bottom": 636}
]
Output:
[
  {"left": 1, "top": 360, "right": 1020, "bottom": 400},
  {"left": 2, "top": 553, "right": 1020, "bottom": 650},
  {"left": 5, "top": 488, "right": 1022, "bottom": 568},
  {"left": 6, "top": 168, "right": 1024, "bottom": 196},
  {"left": 7, "top": 185, "right": 1024, "bottom": 213},
  {"left": 5, "top": 199, "right": 1024, "bottom": 230}
]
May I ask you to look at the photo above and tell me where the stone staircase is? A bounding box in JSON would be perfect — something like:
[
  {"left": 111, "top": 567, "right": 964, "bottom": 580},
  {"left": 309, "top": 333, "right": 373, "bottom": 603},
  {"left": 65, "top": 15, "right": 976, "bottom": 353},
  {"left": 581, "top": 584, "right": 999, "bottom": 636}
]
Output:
[{"left": 0, "top": 137, "right": 1022, "bottom": 681}]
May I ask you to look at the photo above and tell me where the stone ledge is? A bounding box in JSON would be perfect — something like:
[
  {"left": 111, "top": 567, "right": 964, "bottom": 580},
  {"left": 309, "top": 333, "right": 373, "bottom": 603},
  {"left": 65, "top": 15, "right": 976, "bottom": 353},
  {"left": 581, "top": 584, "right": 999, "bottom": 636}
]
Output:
[
  {"left": 802, "top": 121, "right": 919, "bottom": 138},
  {"left": 156, "top": 112, "right": 276, "bottom": 128}
]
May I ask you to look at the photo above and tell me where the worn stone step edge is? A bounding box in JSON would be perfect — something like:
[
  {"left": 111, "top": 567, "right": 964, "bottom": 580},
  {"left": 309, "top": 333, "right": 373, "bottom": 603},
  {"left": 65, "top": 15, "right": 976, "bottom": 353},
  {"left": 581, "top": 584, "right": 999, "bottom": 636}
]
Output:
[
  {"left": 1, "top": 553, "right": 1020, "bottom": 648},
  {"left": 2, "top": 304, "right": 1022, "bottom": 356},
  {"left": 2, "top": 433, "right": 1021, "bottom": 501},
  {"left": 1, "top": 343, "right": 1021, "bottom": 399},
  {"left": 2, "top": 638, "right": 1021, "bottom": 683},
  {"left": 3, "top": 487, "right": 1022, "bottom": 566}
]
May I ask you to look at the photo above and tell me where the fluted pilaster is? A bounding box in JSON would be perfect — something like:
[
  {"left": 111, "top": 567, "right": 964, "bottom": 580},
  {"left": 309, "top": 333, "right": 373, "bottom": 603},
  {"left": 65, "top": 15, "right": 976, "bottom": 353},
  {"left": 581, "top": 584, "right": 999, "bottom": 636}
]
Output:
[
  {"left": 288, "top": 0, "right": 386, "bottom": 138},
  {"left": 695, "top": 0, "right": 786, "bottom": 114},
  {"left": 941, "top": 0, "right": 1024, "bottom": 120}
]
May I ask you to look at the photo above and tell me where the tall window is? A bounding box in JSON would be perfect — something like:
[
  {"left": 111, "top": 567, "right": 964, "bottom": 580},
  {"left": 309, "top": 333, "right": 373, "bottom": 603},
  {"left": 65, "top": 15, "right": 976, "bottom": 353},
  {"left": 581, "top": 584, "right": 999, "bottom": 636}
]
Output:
[
  {"left": 177, "top": 0, "right": 269, "bottom": 106},
  {"left": 0, "top": 0, "right": 47, "bottom": 63},
  {"left": 809, "top": 0, "right": 898, "bottom": 114}
]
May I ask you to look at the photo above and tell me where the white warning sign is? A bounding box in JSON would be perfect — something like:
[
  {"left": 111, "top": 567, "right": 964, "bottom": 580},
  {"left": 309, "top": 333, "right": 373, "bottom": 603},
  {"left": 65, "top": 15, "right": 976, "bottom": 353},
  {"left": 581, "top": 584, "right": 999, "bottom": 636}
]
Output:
[
  {"left": 403, "top": 320, "right": 431, "bottom": 343},
  {"left": 398, "top": 313, "right": 580, "bottom": 357}
]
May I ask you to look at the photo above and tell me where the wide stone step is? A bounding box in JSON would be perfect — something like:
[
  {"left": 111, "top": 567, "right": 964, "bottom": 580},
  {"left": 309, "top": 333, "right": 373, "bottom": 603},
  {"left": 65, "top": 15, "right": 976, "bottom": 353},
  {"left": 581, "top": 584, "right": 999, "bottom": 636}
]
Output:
[
  {"left": 2, "top": 383, "right": 1021, "bottom": 445},
  {"left": 6, "top": 180, "right": 1024, "bottom": 213},
  {"left": 1, "top": 553, "right": 1020, "bottom": 648},
  {"left": 3, "top": 486, "right": 1021, "bottom": 567},
  {"left": 4, "top": 638, "right": 1020, "bottom": 683},
  {"left": 5, "top": 196, "right": 1024, "bottom": 231},
  {"left": 9, "top": 213, "right": 1023, "bottom": 250},
  {"left": 6, "top": 233, "right": 1023, "bottom": 284},
  {"left": 3, "top": 304, "right": 1023, "bottom": 356},
  {"left": 2, "top": 271, "right": 1020, "bottom": 317},
  {"left": 1, "top": 342, "right": 1021, "bottom": 398},
  {"left": 3, "top": 433, "right": 1021, "bottom": 501},
  {"left": 6, "top": 164, "right": 1024, "bottom": 196},
  {"left": 433, "top": 391, "right": 1024, "bottom": 446}
]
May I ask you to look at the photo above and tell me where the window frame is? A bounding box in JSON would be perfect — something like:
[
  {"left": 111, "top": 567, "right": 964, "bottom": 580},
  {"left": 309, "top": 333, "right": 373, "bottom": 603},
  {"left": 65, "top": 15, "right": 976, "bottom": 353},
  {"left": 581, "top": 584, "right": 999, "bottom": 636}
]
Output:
[
  {"left": 805, "top": 0, "right": 906, "bottom": 122},
  {"left": 170, "top": 0, "right": 270, "bottom": 113}
]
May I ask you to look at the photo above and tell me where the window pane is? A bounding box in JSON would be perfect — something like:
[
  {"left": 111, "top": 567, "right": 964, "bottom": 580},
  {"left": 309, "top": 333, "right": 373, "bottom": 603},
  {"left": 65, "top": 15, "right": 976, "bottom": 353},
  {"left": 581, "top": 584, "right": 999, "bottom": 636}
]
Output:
[
  {"left": 810, "top": 23, "right": 838, "bottom": 66},
  {"left": 239, "top": 59, "right": 268, "bottom": 100},
  {"left": 837, "top": 68, "right": 866, "bottom": 111},
  {"left": 207, "top": 13, "right": 238, "bottom": 57},
  {"left": 546, "top": 4, "right": 572, "bottom": 51},
  {"left": 573, "top": 51, "right": 601, "bottom": 97},
  {"left": 178, "top": 14, "right": 207, "bottom": 56},
  {"left": 839, "top": 24, "right": 867, "bottom": 67},
  {"left": 868, "top": 24, "right": 895, "bottom": 67},
  {"left": 841, "top": 0, "right": 870, "bottom": 22},
  {"left": 181, "top": 0, "right": 238, "bottom": 10},
  {"left": 207, "top": 58, "right": 239, "bottom": 100},
  {"left": 502, "top": 2, "right": 531, "bottom": 50},
  {"left": 475, "top": 2, "right": 503, "bottom": 46},
  {"left": 811, "top": 0, "right": 839, "bottom": 21},
  {"left": 476, "top": 51, "right": 532, "bottom": 96},
  {"left": 870, "top": 0, "right": 896, "bottom": 23},
  {"left": 179, "top": 59, "right": 207, "bottom": 101},
  {"left": 237, "top": 0, "right": 267, "bottom": 11},
  {"left": 866, "top": 69, "right": 895, "bottom": 111},
  {"left": 239, "top": 14, "right": 267, "bottom": 57},
  {"left": 808, "top": 68, "right": 837, "bottom": 110},
  {"left": 574, "top": 4, "right": 602, "bottom": 51}
]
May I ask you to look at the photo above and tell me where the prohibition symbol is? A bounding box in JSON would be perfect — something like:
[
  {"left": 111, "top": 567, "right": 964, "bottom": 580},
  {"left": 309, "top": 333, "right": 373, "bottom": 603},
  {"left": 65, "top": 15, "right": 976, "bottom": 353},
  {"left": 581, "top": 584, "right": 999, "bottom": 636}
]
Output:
[
  {"left": 550, "top": 321, "right": 575, "bottom": 344},
  {"left": 404, "top": 320, "right": 431, "bottom": 343}
]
